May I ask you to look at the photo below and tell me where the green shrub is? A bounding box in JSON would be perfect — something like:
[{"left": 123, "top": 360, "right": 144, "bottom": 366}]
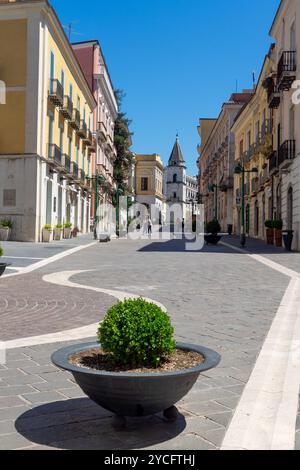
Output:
[
  {"left": 56, "top": 224, "right": 63, "bottom": 229},
  {"left": 43, "top": 224, "right": 52, "bottom": 230},
  {"left": 0, "top": 219, "right": 13, "bottom": 229},
  {"left": 0, "top": 246, "right": 3, "bottom": 257},
  {"left": 206, "top": 219, "right": 221, "bottom": 234},
  {"left": 64, "top": 223, "right": 72, "bottom": 229},
  {"left": 265, "top": 220, "right": 274, "bottom": 229},
  {"left": 98, "top": 298, "right": 176, "bottom": 368},
  {"left": 273, "top": 219, "right": 283, "bottom": 230}
]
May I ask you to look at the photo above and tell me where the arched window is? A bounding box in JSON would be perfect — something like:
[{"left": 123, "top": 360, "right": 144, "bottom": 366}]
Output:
[{"left": 173, "top": 174, "right": 177, "bottom": 183}]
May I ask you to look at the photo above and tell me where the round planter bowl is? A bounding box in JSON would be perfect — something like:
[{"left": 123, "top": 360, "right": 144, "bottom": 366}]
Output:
[
  {"left": 204, "top": 235, "right": 222, "bottom": 245},
  {"left": 52, "top": 342, "right": 221, "bottom": 419},
  {"left": 0, "top": 263, "right": 11, "bottom": 277}
]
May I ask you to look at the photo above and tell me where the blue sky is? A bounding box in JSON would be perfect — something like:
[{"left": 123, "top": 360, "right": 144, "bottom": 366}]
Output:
[{"left": 51, "top": 0, "right": 280, "bottom": 175}]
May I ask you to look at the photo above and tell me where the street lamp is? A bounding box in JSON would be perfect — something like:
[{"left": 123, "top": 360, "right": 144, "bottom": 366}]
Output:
[
  {"left": 86, "top": 174, "right": 105, "bottom": 239},
  {"left": 115, "top": 187, "right": 124, "bottom": 236},
  {"left": 234, "top": 164, "right": 258, "bottom": 247}
]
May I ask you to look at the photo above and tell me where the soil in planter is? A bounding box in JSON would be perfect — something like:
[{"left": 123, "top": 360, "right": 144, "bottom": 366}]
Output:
[{"left": 69, "top": 348, "right": 204, "bottom": 374}]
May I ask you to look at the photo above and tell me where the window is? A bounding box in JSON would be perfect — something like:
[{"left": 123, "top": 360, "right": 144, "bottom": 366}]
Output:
[
  {"left": 76, "top": 145, "right": 79, "bottom": 164},
  {"left": 61, "top": 69, "right": 65, "bottom": 92},
  {"left": 50, "top": 51, "right": 55, "bottom": 81},
  {"left": 239, "top": 140, "right": 244, "bottom": 158},
  {"left": 173, "top": 192, "right": 177, "bottom": 199},
  {"left": 68, "top": 135, "right": 72, "bottom": 158},
  {"left": 173, "top": 174, "right": 177, "bottom": 183},
  {"left": 3, "top": 189, "right": 16, "bottom": 207},
  {"left": 69, "top": 83, "right": 73, "bottom": 100},
  {"left": 247, "top": 131, "right": 251, "bottom": 150},
  {"left": 290, "top": 21, "right": 296, "bottom": 51},
  {"left": 59, "top": 125, "right": 64, "bottom": 153},
  {"left": 289, "top": 106, "right": 295, "bottom": 140},
  {"left": 141, "top": 178, "right": 148, "bottom": 191}
]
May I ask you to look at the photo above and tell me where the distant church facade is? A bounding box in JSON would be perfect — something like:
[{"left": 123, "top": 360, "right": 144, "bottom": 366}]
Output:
[{"left": 163, "top": 136, "right": 198, "bottom": 220}]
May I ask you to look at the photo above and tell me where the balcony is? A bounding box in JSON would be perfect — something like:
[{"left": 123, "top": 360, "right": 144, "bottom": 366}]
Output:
[
  {"left": 83, "top": 129, "right": 93, "bottom": 146},
  {"left": 278, "top": 140, "right": 296, "bottom": 168},
  {"left": 76, "top": 169, "right": 86, "bottom": 185},
  {"left": 251, "top": 177, "right": 259, "bottom": 195},
  {"left": 61, "top": 96, "right": 73, "bottom": 120},
  {"left": 70, "top": 109, "right": 80, "bottom": 131},
  {"left": 88, "top": 137, "right": 97, "bottom": 152},
  {"left": 71, "top": 162, "right": 79, "bottom": 180},
  {"left": 48, "top": 144, "right": 62, "bottom": 166},
  {"left": 78, "top": 120, "right": 87, "bottom": 139},
  {"left": 269, "top": 151, "right": 278, "bottom": 175},
  {"left": 264, "top": 77, "right": 280, "bottom": 109},
  {"left": 277, "top": 51, "right": 296, "bottom": 91},
  {"left": 49, "top": 79, "right": 64, "bottom": 107},
  {"left": 97, "top": 121, "right": 107, "bottom": 142},
  {"left": 61, "top": 154, "right": 71, "bottom": 174}
]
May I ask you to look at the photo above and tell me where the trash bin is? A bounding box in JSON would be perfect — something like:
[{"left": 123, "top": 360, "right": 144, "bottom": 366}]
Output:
[
  {"left": 282, "top": 230, "right": 294, "bottom": 252},
  {"left": 227, "top": 225, "right": 233, "bottom": 236}
]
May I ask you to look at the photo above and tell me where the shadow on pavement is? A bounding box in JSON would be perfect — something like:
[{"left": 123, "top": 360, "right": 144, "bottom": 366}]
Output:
[
  {"left": 138, "top": 236, "right": 291, "bottom": 255},
  {"left": 15, "top": 398, "right": 187, "bottom": 450}
]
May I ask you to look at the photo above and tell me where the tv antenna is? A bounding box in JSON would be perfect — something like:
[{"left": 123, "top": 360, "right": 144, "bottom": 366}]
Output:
[{"left": 63, "top": 21, "right": 84, "bottom": 42}]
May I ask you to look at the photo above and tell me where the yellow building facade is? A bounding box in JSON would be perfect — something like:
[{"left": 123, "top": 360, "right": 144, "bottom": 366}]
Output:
[
  {"left": 135, "top": 154, "right": 165, "bottom": 223},
  {"left": 0, "top": 0, "right": 96, "bottom": 241},
  {"left": 232, "top": 47, "right": 276, "bottom": 240}
]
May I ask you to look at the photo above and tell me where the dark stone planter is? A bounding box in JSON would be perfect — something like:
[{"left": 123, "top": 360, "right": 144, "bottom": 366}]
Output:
[
  {"left": 52, "top": 342, "right": 221, "bottom": 422},
  {"left": 0, "top": 263, "right": 10, "bottom": 277},
  {"left": 283, "top": 231, "right": 294, "bottom": 252},
  {"left": 204, "top": 234, "right": 222, "bottom": 245}
]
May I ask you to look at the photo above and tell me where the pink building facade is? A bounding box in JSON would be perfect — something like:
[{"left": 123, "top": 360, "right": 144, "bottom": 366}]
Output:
[{"left": 73, "top": 40, "right": 118, "bottom": 223}]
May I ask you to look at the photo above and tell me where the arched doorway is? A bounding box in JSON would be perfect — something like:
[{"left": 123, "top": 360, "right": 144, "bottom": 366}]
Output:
[
  {"left": 276, "top": 182, "right": 282, "bottom": 220},
  {"left": 262, "top": 194, "right": 266, "bottom": 236},
  {"left": 255, "top": 201, "right": 259, "bottom": 236},
  {"left": 246, "top": 204, "right": 250, "bottom": 235},
  {"left": 287, "top": 186, "right": 293, "bottom": 230}
]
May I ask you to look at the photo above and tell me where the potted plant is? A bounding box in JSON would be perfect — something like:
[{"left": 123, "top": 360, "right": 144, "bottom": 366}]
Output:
[
  {"left": 0, "top": 219, "right": 13, "bottom": 241},
  {"left": 265, "top": 220, "right": 274, "bottom": 245},
  {"left": 52, "top": 298, "right": 220, "bottom": 427},
  {"left": 0, "top": 246, "right": 11, "bottom": 277},
  {"left": 54, "top": 224, "right": 63, "bottom": 241},
  {"left": 273, "top": 219, "right": 283, "bottom": 247},
  {"left": 42, "top": 224, "right": 53, "bottom": 243},
  {"left": 71, "top": 227, "right": 80, "bottom": 238},
  {"left": 63, "top": 223, "right": 72, "bottom": 239},
  {"left": 204, "top": 219, "right": 222, "bottom": 245}
]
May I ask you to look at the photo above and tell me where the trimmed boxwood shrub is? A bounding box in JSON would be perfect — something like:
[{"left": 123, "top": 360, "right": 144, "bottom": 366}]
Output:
[
  {"left": 265, "top": 220, "right": 274, "bottom": 229},
  {"left": 0, "top": 246, "right": 3, "bottom": 257},
  {"left": 273, "top": 219, "right": 283, "bottom": 230},
  {"left": 98, "top": 298, "right": 176, "bottom": 368},
  {"left": 206, "top": 219, "right": 221, "bottom": 234}
]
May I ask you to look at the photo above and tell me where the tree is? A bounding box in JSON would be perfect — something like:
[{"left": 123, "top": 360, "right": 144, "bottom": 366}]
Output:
[{"left": 113, "top": 90, "right": 134, "bottom": 196}]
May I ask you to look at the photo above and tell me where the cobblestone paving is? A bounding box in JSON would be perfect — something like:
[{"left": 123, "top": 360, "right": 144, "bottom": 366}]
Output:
[
  {"left": 0, "top": 236, "right": 295, "bottom": 449},
  {"left": 0, "top": 273, "right": 115, "bottom": 341}
]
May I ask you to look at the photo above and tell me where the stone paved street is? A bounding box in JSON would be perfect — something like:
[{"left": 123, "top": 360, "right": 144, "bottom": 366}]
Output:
[{"left": 0, "top": 234, "right": 300, "bottom": 450}]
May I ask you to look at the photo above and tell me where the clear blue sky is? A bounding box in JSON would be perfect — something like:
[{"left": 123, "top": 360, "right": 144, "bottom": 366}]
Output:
[{"left": 51, "top": 0, "right": 280, "bottom": 175}]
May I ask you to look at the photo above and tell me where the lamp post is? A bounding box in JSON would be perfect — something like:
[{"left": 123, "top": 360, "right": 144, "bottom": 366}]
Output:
[
  {"left": 234, "top": 164, "right": 258, "bottom": 247},
  {"left": 86, "top": 174, "right": 105, "bottom": 239},
  {"left": 115, "top": 187, "right": 124, "bottom": 236}
]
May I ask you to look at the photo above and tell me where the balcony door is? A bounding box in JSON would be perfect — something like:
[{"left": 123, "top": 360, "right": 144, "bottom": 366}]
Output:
[
  {"left": 290, "top": 22, "right": 296, "bottom": 52},
  {"left": 289, "top": 106, "right": 295, "bottom": 140}
]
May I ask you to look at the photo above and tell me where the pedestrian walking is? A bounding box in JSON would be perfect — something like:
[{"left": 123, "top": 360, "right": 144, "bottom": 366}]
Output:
[{"left": 148, "top": 217, "right": 153, "bottom": 236}]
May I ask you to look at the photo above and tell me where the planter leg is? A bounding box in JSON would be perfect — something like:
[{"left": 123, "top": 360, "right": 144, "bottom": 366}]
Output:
[
  {"left": 163, "top": 406, "right": 179, "bottom": 423},
  {"left": 112, "top": 414, "right": 127, "bottom": 430}
]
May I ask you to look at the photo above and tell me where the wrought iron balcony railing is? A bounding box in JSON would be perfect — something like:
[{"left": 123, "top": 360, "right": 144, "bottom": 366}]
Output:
[
  {"left": 49, "top": 79, "right": 64, "bottom": 107},
  {"left": 78, "top": 120, "right": 87, "bottom": 139},
  {"left": 277, "top": 51, "right": 296, "bottom": 91},
  {"left": 61, "top": 96, "right": 73, "bottom": 120},
  {"left": 48, "top": 144, "right": 62, "bottom": 166},
  {"left": 278, "top": 140, "right": 296, "bottom": 167},
  {"left": 70, "top": 109, "right": 80, "bottom": 130}
]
